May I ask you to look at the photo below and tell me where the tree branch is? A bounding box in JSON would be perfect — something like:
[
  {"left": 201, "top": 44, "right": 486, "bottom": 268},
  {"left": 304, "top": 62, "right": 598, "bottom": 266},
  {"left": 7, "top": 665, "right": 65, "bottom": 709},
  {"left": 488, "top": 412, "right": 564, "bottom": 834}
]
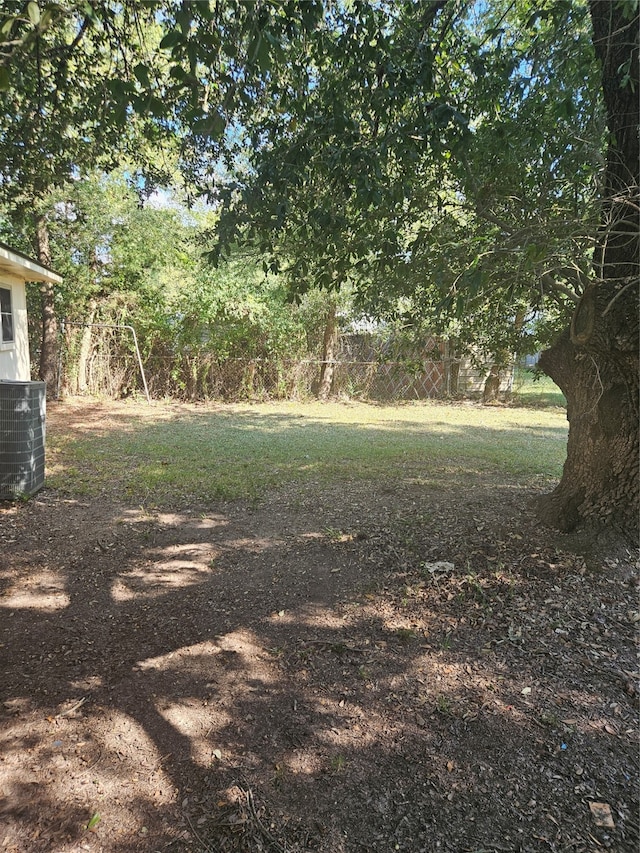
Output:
[{"left": 539, "top": 272, "right": 581, "bottom": 304}]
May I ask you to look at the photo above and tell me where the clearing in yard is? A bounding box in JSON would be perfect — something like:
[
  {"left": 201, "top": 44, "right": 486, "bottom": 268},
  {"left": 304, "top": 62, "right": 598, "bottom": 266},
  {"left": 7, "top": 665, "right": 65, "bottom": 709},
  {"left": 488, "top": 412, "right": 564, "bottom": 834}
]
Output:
[{"left": 0, "top": 398, "right": 637, "bottom": 853}]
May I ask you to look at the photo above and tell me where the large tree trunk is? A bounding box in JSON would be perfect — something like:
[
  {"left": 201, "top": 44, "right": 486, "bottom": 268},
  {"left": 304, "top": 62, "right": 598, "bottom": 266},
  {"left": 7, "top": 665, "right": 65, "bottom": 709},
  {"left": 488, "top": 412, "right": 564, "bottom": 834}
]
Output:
[
  {"left": 537, "top": 310, "right": 638, "bottom": 536},
  {"left": 35, "top": 213, "right": 58, "bottom": 394},
  {"left": 536, "top": 1, "right": 639, "bottom": 540}
]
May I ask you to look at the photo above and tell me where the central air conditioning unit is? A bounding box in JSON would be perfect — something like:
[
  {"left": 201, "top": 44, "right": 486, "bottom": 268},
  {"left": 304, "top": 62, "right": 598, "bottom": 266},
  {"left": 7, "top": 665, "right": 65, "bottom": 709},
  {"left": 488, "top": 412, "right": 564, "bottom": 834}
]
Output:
[{"left": 0, "top": 380, "right": 46, "bottom": 499}]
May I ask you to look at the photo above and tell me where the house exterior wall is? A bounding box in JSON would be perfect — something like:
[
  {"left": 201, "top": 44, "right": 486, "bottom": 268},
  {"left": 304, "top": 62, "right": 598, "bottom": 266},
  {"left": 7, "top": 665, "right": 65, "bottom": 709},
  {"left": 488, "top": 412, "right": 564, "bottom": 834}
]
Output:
[
  {"left": 0, "top": 273, "right": 31, "bottom": 381},
  {"left": 455, "top": 356, "right": 514, "bottom": 396}
]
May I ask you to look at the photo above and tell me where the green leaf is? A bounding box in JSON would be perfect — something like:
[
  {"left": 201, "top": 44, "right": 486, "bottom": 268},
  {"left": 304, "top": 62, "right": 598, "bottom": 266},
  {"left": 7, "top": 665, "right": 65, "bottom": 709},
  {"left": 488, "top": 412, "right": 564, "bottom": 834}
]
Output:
[
  {"left": 192, "top": 111, "right": 226, "bottom": 139},
  {"left": 159, "top": 29, "right": 183, "bottom": 50},
  {"left": 86, "top": 813, "right": 101, "bottom": 831},
  {"left": 169, "top": 64, "right": 187, "bottom": 82},
  {"left": 175, "top": 5, "right": 192, "bottom": 34},
  {"left": 222, "top": 40, "right": 237, "bottom": 59},
  {"left": 0, "top": 66, "right": 9, "bottom": 91},
  {"left": 39, "top": 8, "right": 53, "bottom": 28},
  {"left": 616, "top": 0, "right": 639, "bottom": 20},
  {"left": 464, "top": 264, "right": 483, "bottom": 297},
  {"left": 27, "top": 2, "right": 40, "bottom": 25},
  {"left": 133, "top": 63, "right": 150, "bottom": 88},
  {"left": 248, "top": 34, "right": 270, "bottom": 71},
  {"left": 525, "top": 244, "right": 546, "bottom": 263},
  {"left": 1, "top": 16, "right": 16, "bottom": 36}
]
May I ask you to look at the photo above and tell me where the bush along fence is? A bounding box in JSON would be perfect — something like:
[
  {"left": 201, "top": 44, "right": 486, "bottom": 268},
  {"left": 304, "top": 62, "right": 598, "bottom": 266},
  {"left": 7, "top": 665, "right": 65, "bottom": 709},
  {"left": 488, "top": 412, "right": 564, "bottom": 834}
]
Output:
[{"left": 54, "top": 325, "right": 514, "bottom": 403}]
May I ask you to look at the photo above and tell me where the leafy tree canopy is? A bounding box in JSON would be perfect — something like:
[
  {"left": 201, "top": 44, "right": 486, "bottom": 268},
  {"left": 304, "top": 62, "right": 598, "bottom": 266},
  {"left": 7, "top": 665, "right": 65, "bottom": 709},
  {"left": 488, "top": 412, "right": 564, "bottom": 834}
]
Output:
[
  {"left": 0, "top": 1, "right": 605, "bottom": 323},
  {"left": 207, "top": 0, "right": 606, "bottom": 363}
]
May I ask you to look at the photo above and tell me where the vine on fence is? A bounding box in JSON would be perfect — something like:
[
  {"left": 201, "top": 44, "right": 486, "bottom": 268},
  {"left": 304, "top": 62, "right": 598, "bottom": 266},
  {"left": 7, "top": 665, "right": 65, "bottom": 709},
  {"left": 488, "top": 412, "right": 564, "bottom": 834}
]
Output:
[
  {"left": 59, "top": 339, "right": 450, "bottom": 402},
  {"left": 57, "top": 328, "right": 508, "bottom": 402}
]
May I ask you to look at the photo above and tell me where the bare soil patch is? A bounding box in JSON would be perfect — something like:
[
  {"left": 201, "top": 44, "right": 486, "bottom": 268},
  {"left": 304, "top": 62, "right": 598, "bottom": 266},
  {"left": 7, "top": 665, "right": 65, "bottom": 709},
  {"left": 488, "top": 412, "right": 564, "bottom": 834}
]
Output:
[{"left": 1, "top": 400, "right": 638, "bottom": 853}]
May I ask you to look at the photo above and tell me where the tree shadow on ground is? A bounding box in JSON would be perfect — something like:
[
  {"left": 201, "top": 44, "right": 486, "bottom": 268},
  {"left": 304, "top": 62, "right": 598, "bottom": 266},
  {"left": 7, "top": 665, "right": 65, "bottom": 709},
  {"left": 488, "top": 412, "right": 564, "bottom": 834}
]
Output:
[{"left": 0, "top": 465, "right": 637, "bottom": 853}]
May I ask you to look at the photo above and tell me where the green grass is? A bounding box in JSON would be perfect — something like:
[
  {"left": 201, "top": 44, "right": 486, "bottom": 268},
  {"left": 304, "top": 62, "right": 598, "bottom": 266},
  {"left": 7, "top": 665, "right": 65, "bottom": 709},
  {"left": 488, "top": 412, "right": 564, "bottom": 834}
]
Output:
[
  {"left": 46, "top": 399, "right": 568, "bottom": 507},
  {"left": 510, "top": 366, "right": 566, "bottom": 408}
]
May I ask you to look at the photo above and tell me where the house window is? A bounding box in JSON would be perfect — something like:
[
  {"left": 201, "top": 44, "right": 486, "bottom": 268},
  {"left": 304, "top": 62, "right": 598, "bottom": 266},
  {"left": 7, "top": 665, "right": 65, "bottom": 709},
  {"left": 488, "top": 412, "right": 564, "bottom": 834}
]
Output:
[{"left": 0, "top": 286, "right": 14, "bottom": 344}]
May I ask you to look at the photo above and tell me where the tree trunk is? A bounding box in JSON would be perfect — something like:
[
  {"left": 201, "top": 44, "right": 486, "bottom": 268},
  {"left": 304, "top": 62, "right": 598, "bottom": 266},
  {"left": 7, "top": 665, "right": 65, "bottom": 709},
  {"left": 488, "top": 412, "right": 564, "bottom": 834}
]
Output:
[
  {"left": 536, "top": 1, "right": 639, "bottom": 540},
  {"left": 77, "top": 299, "right": 97, "bottom": 393},
  {"left": 62, "top": 323, "right": 79, "bottom": 395},
  {"left": 482, "top": 364, "right": 502, "bottom": 403},
  {"left": 483, "top": 313, "right": 524, "bottom": 403},
  {"left": 537, "top": 315, "right": 638, "bottom": 536},
  {"left": 318, "top": 300, "right": 338, "bottom": 401},
  {"left": 35, "top": 214, "right": 58, "bottom": 394},
  {"left": 444, "top": 338, "right": 460, "bottom": 396}
]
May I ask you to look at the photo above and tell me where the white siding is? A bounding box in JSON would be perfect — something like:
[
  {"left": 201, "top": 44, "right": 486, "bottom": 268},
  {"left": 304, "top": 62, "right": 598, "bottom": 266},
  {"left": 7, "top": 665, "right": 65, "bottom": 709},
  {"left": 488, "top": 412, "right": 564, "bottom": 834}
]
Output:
[{"left": 0, "top": 274, "right": 31, "bottom": 381}]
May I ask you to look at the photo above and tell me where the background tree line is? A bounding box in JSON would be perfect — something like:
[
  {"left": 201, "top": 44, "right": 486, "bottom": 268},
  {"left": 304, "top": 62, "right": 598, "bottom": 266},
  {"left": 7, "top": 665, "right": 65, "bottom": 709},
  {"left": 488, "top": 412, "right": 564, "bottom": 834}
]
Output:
[{"left": 1, "top": 169, "right": 348, "bottom": 399}]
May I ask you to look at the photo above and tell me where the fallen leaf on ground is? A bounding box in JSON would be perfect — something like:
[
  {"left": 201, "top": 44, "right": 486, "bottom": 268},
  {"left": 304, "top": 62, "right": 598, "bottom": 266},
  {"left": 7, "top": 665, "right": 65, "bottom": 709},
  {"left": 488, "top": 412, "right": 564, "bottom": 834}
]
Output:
[
  {"left": 589, "top": 802, "right": 615, "bottom": 829},
  {"left": 424, "top": 562, "right": 455, "bottom": 574}
]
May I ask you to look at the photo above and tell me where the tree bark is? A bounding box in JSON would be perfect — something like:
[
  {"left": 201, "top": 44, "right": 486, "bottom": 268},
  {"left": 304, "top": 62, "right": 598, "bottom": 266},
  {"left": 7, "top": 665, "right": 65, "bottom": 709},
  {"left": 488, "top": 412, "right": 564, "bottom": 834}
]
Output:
[
  {"left": 77, "top": 299, "right": 97, "bottom": 393},
  {"left": 35, "top": 213, "right": 58, "bottom": 394},
  {"left": 318, "top": 300, "right": 338, "bottom": 401},
  {"left": 536, "top": 1, "right": 639, "bottom": 540},
  {"left": 482, "top": 363, "right": 502, "bottom": 403}
]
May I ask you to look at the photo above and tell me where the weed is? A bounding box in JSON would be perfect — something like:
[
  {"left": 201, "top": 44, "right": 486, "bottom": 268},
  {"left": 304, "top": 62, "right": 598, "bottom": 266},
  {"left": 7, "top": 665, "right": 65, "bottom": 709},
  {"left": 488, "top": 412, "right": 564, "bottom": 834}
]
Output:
[
  {"left": 267, "top": 647, "right": 284, "bottom": 658},
  {"left": 435, "top": 694, "right": 453, "bottom": 716},
  {"left": 330, "top": 755, "right": 347, "bottom": 773},
  {"left": 539, "top": 710, "right": 559, "bottom": 727},
  {"left": 395, "top": 627, "right": 417, "bottom": 644},
  {"left": 511, "top": 367, "right": 566, "bottom": 409},
  {"left": 324, "top": 527, "right": 344, "bottom": 542}
]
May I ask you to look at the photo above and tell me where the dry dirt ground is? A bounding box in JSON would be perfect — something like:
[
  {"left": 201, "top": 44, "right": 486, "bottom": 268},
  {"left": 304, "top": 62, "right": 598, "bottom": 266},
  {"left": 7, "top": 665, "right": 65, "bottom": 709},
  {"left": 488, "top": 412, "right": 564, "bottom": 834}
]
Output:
[{"left": 0, "top": 400, "right": 638, "bottom": 853}]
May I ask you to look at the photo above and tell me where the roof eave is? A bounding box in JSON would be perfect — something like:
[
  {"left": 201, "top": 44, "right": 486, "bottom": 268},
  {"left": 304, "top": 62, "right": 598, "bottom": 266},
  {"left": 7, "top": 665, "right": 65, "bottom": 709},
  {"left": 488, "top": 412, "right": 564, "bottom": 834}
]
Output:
[{"left": 0, "top": 242, "right": 63, "bottom": 284}]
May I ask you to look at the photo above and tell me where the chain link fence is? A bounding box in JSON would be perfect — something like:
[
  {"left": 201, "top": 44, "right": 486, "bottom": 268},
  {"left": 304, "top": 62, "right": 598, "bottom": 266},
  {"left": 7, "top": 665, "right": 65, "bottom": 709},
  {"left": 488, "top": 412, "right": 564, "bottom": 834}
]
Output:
[
  {"left": 69, "top": 354, "right": 451, "bottom": 402},
  {"left": 58, "top": 326, "right": 506, "bottom": 402},
  {"left": 59, "top": 345, "right": 452, "bottom": 403}
]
